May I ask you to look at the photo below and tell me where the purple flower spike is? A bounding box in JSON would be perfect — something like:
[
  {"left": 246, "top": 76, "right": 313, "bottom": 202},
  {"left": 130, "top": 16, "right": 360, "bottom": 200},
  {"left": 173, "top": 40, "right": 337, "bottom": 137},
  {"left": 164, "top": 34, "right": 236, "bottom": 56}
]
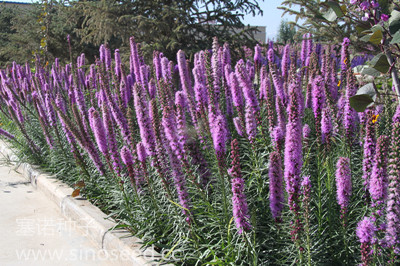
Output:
[
  {"left": 102, "top": 104, "right": 121, "bottom": 175},
  {"left": 162, "top": 106, "right": 184, "bottom": 160},
  {"left": 229, "top": 72, "right": 243, "bottom": 108},
  {"left": 0, "top": 128, "right": 15, "bottom": 140},
  {"left": 312, "top": 75, "right": 325, "bottom": 138},
  {"left": 210, "top": 113, "right": 227, "bottom": 160},
  {"left": 136, "top": 142, "right": 147, "bottom": 163},
  {"left": 153, "top": 51, "right": 162, "bottom": 80},
  {"left": 369, "top": 135, "right": 389, "bottom": 203},
  {"left": 254, "top": 44, "right": 262, "bottom": 66},
  {"left": 362, "top": 110, "right": 376, "bottom": 194},
  {"left": 300, "top": 34, "right": 308, "bottom": 65},
  {"left": 134, "top": 84, "right": 156, "bottom": 156},
  {"left": 385, "top": 105, "right": 400, "bottom": 248},
  {"left": 45, "top": 92, "right": 56, "bottom": 127},
  {"left": 335, "top": 157, "right": 352, "bottom": 211},
  {"left": 357, "top": 217, "right": 376, "bottom": 243},
  {"left": 321, "top": 107, "right": 332, "bottom": 144},
  {"left": 231, "top": 177, "right": 251, "bottom": 234},
  {"left": 357, "top": 216, "right": 376, "bottom": 266},
  {"left": 120, "top": 146, "right": 134, "bottom": 166},
  {"left": 89, "top": 107, "right": 108, "bottom": 155},
  {"left": 129, "top": 37, "right": 142, "bottom": 84},
  {"left": 341, "top": 38, "right": 350, "bottom": 73},
  {"left": 245, "top": 106, "right": 257, "bottom": 143},
  {"left": 120, "top": 146, "right": 140, "bottom": 190},
  {"left": 175, "top": 91, "right": 188, "bottom": 150},
  {"left": 284, "top": 81, "right": 303, "bottom": 207},
  {"left": 233, "top": 117, "right": 244, "bottom": 137},
  {"left": 303, "top": 124, "right": 311, "bottom": 140},
  {"left": 235, "top": 59, "right": 259, "bottom": 113},
  {"left": 269, "top": 151, "right": 284, "bottom": 220},
  {"left": 281, "top": 44, "right": 290, "bottom": 78},
  {"left": 230, "top": 139, "right": 251, "bottom": 234}
]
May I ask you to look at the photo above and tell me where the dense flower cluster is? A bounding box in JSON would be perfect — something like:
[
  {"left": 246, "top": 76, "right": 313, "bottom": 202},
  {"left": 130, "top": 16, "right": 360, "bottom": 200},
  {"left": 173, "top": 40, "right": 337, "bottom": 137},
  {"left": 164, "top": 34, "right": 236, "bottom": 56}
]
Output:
[
  {"left": 336, "top": 157, "right": 352, "bottom": 212},
  {"left": 1, "top": 34, "right": 400, "bottom": 265}
]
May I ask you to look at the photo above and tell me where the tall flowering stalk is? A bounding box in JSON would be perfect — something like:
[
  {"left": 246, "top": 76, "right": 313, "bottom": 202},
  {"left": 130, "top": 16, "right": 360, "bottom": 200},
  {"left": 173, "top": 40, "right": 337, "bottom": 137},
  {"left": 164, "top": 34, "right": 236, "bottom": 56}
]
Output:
[
  {"left": 301, "top": 176, "right": 312, "bottom": 265},
  {"left": 340, "top": 38, "right": 350, "bottom": 83},
  {"left": 336, "top": 157, "right": 352, "bottom": 224},
  {"left": 229, "top": 139, "right": 251, "bottom": 234},
  {"left": 357, "top": 217, "right": 376, "bottom": 266},
  {"left": 175, "top": 91, "right": 188, "bottom": 151},
  {"left": 102, "top": 104, "right": 122, "bottom": 175},
  {"left": 284, "top": 78, "right": 303, "bottom": 244},
  {"left": 281, "top": 44, "right": 290, "bottom": 80},
  {"left": 362, "top": 110, "right": 376, "bottom": 198},
  {"left": 210, "top": 111, "right": 228, "bottom": 166},
  {"left": 343, "top": 68, "right": 359, "bottom": 144},
  {"left": 89, "top": 107, "right": 108, "bottom": 156},
  {"left": 120, "top": 146, "right": 140, "bottom": 192},
  {"left": 149, "top": 99, "right": 172, "bottom": 193},
  {"left": 235, "top": 59, "right": 260, "bottom": 114},
  {"left": 269, "top": 151, "right": 284, "bottom": 221},
  {"left": 312, "top": 75, "right": 325, "bottom": 142},
  {"left": 211, "top": 37, "right": 222, "bottom": 103},
  {"left": 129, "top": 37, "right": 142, "bottom": 84},
  {"left": 369, "top": 135, "right": 389, "bottom": 204},
  {"left": 177, "top": 50, "right": 197, "bottom": 126},
  {"left": 133, "top": 84, "right": 156, "bottom": 156},
  {"left": 56, "top": 94, "right": 76, "bottom": 152},
  {"left": 162, "top": 105, "right": 192, "bottom": 222},
  {"left": 268, "top": 49, "right": 286, "bottom": 105},
  {"left": 321, "top": 107, "right": 332, "bottom": 147},
  {"left": 385, "top": 105, "right": 400, "bottom": 252}
]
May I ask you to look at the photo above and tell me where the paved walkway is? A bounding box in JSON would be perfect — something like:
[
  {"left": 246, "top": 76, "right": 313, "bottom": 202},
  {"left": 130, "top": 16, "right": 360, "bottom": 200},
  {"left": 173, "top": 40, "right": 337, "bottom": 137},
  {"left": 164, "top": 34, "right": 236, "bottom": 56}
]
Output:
[{"left": 0, "top": 160, "right": 119, "bottom": 266}]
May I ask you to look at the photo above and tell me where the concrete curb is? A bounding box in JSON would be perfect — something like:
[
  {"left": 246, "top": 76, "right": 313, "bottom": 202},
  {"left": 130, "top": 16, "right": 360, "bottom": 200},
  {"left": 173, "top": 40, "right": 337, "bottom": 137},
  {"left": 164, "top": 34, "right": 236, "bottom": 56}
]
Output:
[{"left": 0, "top": 140, "right": 170, "bottom": 266}]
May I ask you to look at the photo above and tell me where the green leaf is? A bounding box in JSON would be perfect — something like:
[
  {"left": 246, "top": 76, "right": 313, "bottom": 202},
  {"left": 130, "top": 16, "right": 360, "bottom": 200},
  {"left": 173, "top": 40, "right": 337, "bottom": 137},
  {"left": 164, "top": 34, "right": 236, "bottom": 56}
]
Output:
[
  {"left": 371, "top": 24, "right": 384, "bottom": 32},
  {"left": 340, "top": 4, "right": 347, "bottom": 14},
  {"left": 389, "top": 10, "right": 400, "bottom": 35},
  {"left": 326, "top": 1, "right": 345, "bottom": 17},
  {"left": 361, "top": 67, "right": 381, "bottom": 77},
  {"left": 322, "top": 2, "right": 345, "bottom": 22},
  {"left": 323, "top": 8, "right": 337, "bottom": 21},
  {"left": 349, "top": 83, "right": 377, "bottom": 112},
  {"left": 356, "top": 25, "right": 370, "bottom": 35},
  {"left": 315, "top": 13, "right": 327, "bottom": 20},
  {"left": 356, "top": 83, "right": 377, "bottom": 100},
  {"left": 370, "top": 53, "right": 390, "bottom": 73},
  {"left": 349, "top": 95, "right": 374, "bottom": 112},
  {"left": 369, "top": 29, "right": 382, "bottom": 45},
  {"left": 359, "top": 26, "right": 382, "bottom": 44},
  {"left": 360, "top": 33, "right": 372, "bottom": 42},
  {"left": 390, "top": 30, "right": 400, "bottom": 44}
]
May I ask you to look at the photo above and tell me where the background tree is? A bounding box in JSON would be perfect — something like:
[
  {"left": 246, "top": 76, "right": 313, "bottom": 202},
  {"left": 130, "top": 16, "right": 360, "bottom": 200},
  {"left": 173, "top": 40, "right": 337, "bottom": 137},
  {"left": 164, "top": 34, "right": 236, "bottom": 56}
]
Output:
[
  {"left": 279, "top": 0, "right": 400, "bottom": 102},
  {"left": 276, "top": 19, "right": 297, "bottom": 44},
  {"left": 73, "top": 0, "right": 264, "bottom": 60},
  {"left": 0, "top": 5, "right": 17, "bottom": 66},
  {"left": 0, "top": 1, "right": 98, "bottom": 67},
  {"left": 278, "top": 0, "right": 393, "bottom": 52}
]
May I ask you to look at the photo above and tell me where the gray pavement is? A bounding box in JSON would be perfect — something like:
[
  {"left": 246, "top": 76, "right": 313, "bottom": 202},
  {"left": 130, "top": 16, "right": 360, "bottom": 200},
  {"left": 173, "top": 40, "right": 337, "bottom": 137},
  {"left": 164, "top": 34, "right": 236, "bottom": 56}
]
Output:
[{"left": 0, "top": 159, "right": 119, "bottom": 266}]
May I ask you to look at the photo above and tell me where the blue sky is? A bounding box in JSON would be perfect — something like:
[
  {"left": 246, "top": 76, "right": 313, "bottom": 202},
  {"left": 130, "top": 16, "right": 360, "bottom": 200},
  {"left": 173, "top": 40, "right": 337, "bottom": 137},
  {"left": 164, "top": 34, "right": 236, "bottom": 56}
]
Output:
[
  {"left": 3, "top": 0, "right": 297, "bottom": 39},
  {"left": 242, "top": 0, "right": 298, "bottom": 40}
]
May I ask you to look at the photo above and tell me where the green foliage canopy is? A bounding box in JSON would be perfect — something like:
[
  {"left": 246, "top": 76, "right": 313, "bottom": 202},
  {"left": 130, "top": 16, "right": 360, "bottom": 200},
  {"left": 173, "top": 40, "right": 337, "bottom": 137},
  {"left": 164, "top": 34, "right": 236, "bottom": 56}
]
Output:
[
  {"left": 73, "top": 0, "right": 264, "bottom": 60},
  {"left": 276, "top": 19, "right": 297, "bottom": 44}
]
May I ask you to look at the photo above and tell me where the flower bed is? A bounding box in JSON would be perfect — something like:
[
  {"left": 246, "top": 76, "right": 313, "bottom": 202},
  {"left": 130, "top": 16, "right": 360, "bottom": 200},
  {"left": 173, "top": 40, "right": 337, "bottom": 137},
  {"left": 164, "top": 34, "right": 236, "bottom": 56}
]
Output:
[{"left": 0, "top": 36, "right": 399, "bottom": 265}]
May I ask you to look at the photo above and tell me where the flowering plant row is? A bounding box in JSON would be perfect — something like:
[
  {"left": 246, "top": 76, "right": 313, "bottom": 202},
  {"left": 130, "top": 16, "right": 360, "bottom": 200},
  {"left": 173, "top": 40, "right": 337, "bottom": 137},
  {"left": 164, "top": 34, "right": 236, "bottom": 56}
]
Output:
[{"left": 0, "top": 35, "right": 399, "bottom": 265}]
